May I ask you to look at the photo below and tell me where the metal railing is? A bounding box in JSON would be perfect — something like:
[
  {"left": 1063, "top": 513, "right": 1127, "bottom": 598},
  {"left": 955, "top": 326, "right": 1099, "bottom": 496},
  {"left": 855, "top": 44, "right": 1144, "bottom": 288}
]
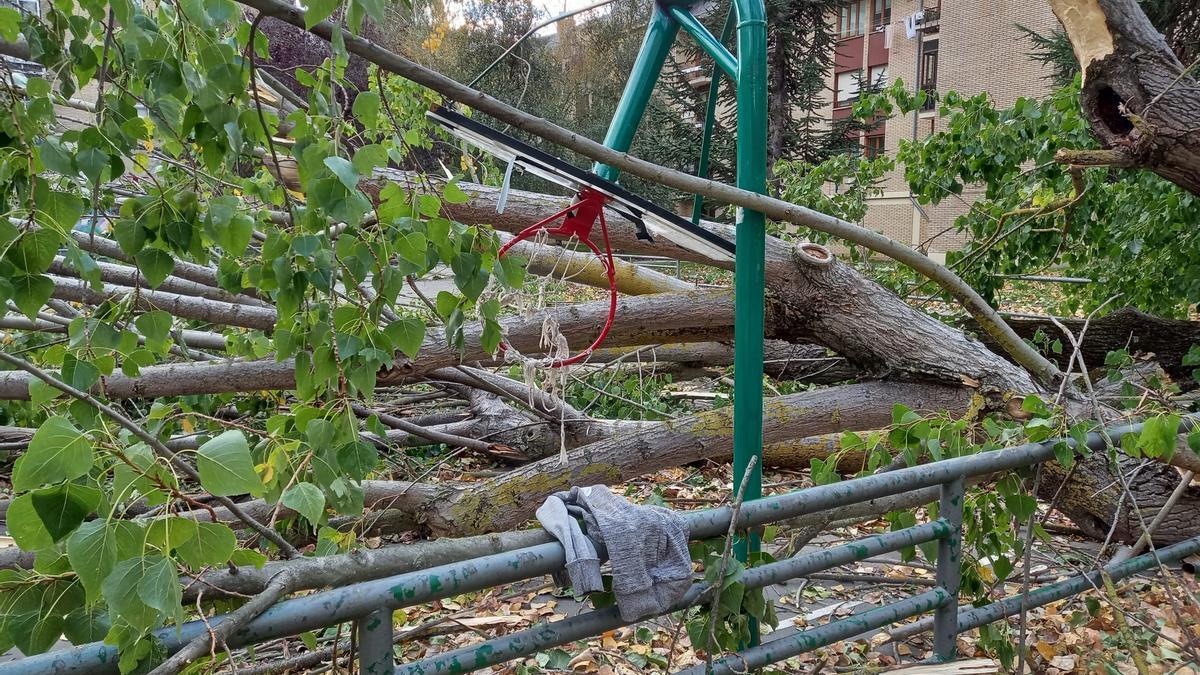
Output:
[{"left": 5, "top": 416, "right": 1197, "bottom": 674}]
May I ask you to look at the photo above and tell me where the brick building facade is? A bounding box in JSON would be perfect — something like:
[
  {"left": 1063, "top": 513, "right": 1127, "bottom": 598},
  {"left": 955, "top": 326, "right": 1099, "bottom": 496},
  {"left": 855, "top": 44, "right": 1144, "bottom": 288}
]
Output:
[{"left": 822, "top": 0, "right": 1061, "bottom": 260}]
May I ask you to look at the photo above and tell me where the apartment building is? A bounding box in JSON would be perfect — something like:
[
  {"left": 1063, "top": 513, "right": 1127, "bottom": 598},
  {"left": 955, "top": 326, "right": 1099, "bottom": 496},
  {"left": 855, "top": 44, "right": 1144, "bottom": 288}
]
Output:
[{"left": 824, "top": 0, "right": 1061, "bottom": 259}]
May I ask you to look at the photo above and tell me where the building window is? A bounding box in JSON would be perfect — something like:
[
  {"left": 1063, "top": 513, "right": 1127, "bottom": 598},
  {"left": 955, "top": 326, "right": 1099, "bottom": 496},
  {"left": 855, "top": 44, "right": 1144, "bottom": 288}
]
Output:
[
  {"left": 864, "top": 135, "right": 885, "bottom": 159},
  {"left": 868, "top": 64, "right": 887, "bottom": 90},
  {"left": 919, "top": 38, "right": 938, "bottom": 110},
  {"left": 838, "top": 1, "right": 865, "bottom": 39},
  {"left": 871, "top": 0, "right": 891, "bottom": 29},
  {"left": 835, "top": 69, "right": 861, "bottom": 107}
]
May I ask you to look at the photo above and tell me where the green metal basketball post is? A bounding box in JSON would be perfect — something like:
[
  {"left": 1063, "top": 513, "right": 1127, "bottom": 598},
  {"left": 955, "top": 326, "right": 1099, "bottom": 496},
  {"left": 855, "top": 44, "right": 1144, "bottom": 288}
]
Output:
[{"left": 591, "top": 0, "right": 769, "bottom": 635}]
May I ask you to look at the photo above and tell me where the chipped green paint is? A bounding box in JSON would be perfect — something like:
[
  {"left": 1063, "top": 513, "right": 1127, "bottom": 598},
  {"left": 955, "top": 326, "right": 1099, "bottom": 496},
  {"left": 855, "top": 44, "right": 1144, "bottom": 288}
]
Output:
[
  {"left": 366, "top": 615, "right": 382, "bottom": 631},
  {"left": 428, "top": 576, "right": 442, "bottom": 593},
  {"left": 473, "top": 644, "right": 495, "bottom": 669},
  {"left": 391, "top": 583, "right": 418, "bottom": 602}
]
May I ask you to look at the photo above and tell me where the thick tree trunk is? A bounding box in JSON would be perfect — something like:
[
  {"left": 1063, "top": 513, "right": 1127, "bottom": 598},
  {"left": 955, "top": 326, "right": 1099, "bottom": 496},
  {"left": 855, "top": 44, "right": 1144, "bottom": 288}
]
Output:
[
  {"left": 410, "top": 382, "right": 973, "bottom": 535},
  {"left": 971, "top": 307, "right": 1200, "bottom": 384},
  {"left": 1052, "top": 0, "right": 1200, "bottom": 195}
]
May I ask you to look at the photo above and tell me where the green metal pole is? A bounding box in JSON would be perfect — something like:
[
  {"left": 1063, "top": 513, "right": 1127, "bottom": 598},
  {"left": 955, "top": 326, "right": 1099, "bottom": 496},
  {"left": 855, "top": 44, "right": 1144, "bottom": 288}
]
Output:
[
  {"left": 593, "top": 5, "right": 680, "bottom": 182},
  {"left": 667, "top": 6, "right": 738, "bottom": 79},
  {"left": 692, "top": 7, "right": 737, "bottom": 225},
  {"left": 731, "top": 0, "right": 768, "bottom": 643}
]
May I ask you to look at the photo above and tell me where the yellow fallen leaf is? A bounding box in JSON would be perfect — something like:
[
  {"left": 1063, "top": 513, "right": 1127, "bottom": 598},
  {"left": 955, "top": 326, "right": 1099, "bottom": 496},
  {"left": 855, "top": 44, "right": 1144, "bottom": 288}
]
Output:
[{"left": 1035, "top": 640, "right": 1058, "bottom": 660}]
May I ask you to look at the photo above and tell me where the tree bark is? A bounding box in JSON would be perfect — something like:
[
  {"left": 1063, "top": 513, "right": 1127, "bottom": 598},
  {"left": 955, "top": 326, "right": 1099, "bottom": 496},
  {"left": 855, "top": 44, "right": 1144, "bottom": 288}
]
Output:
[
  {"left": 410, "top": 382, "right": 973, "bottom": 535},
  {"left": 0, "top": 291, "right": 738, "bottom": 399},
  {"left": 1051, "top": 0, "right": 1200, "bottom": 195},
  {"left": 971, "top": 308, "right": 1200, "bottom": 384},
  {"left": 586, "top": 341, "right": 859, "bottom": 384}
]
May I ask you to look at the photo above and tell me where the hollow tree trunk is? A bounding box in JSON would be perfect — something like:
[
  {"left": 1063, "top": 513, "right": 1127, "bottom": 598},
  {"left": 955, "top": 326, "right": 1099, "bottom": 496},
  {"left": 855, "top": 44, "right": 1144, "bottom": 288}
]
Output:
[{"left": 1052, "top": 0, "right": 1200, "bottom": 195}]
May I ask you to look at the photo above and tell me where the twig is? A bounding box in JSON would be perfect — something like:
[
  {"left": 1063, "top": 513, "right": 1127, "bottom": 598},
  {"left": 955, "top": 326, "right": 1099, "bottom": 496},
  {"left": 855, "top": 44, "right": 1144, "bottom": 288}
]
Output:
[
  {"left": 1111, "top": 470, "right": 1196, "bottom": 563},
  {"left": 705, "top": 455, "right": 758, "bottom": 675},
  {"left": 349, "top": 402, "right": 496, "bottom": 453},
  {"left": 149, "top": 569, "right": 296, "bottom": 675},
  {"left": 1016, "top": 465, "right": 1043, "bottom": 675},
  {"left": 0, "top": 351, "right": 300, "bottom": 558},
  {"left": 1101, "top": 572, "right": 1151, "bottom": 675}
]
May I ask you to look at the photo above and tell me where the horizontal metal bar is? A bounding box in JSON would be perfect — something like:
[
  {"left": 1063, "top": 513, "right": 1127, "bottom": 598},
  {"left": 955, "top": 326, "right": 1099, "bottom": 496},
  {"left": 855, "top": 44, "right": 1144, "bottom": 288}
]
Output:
[
  {"left": 398, "top": 520, "right": 951, "bottom": 675},
  {"left": 674, "top": 588, "right": 951, "bottom": 675},
  {"left": 668, "top": 6, "right": 738, "bottom": 80},
  {"left": 12, "top": 417, "right": 1195, "bottom": 674},
  {"left": 0, "top": 543, "right": 571, "bottom": 674},
  {"left": 956, "top": 529, "right": 1200, "bottom": 633},
  {"left": 687, "top": 415, "right": 1200, "bottom": 540}
]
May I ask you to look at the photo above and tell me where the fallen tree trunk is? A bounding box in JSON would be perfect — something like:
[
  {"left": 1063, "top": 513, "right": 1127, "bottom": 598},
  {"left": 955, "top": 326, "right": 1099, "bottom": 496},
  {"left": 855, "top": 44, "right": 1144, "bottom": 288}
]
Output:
[
  {"left": 0, "top": 291, "right": 740, "bottom": 399},
  {"left": 408, "top": 381, "right": 973, "bottom": 535},
  {"left": 587, "top": 341, "right": 858, "bottom": 384},
  {"left": 971, "top": 308, "right": 1200, "bottom": 384}
]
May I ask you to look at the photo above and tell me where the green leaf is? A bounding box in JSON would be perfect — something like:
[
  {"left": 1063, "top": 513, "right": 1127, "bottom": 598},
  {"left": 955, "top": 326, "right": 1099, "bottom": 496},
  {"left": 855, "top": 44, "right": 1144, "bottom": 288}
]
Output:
[
  {"left": 134, "top": 310, "right": 173, "bottom": 353},
  {"left": 196, "top": 430, "right": 262, "bottom": 497},
  {"left": 175, "top": 522, "right": 237, "bottom": 568},
  {"left": 353, "top": 0, "right": 385, "bottom": 23},
  {"left": 62, "top": 354, "right": 99, "bottom": 392},
  {"left": 145, "top": 516, "right": 198, "bottom": 553},
  {"left": 62, "top": 606, "right": 110, "bottom": 645},
  {"left": 304, "top": 0, "right": 338, "bottom": 27},
  {"left": 33, "top": 184, "right": 84, "bottom": 232},
  {"left": 495, "top": 254, "right": 526, "bottom": 289},
  {"left": 8, "top": 484, "right": 101, "bottom": 550},
  {"left": 37, "top": 138, "right": 76, "bottom": 177},
  {"left": 102, "top": 555, "right": 179, "bottom": 632},
  {"left": 383, "top": 317, "right": 425, "bottom": 359},
  {"left": 0, "top": 7, "right": 20, "bottom": 43},
  {"left": 352, "top": 90, "right": 380, "bottom": 125},
  {"left": 135, "top": 248, "right": 175, "bottom": 288},
  {"left": 324, "top": 156, "right": 360, "bottom": 191},
  {"left": 443, "top": 180, "right": 471, "bottom": 204},
  {"left": 336, "top": 441, "right": 378, "bottom": 480},
  {"left": 230, "top": 548, "right": 267, "bottom": 568},
  {"left": 435, "top": 290, "right": 458, "bottom": 320},
  {"left": 28, "top": 378, "right": 62, "bottom": 406},
  {"left": 1137, "top": 414, "right": 1180, "bottom": 459},
  {"left": 10, "top": 274, "right": 53, "bottom": 320},
  {"left": 31, "top": 485, "right": 96, "bottom": 543},
  {"left": 351, "top": 144, "right": 388, "bottom": 175},
  {"left": 0, "top": 577, "right": 83, "bottom": 655},
  {"left": 12, "top": 416, "right": 94, "bottom": 491},
  {"left": 395, "top": 231, "right": 427, "bottom": 267},
  {"left": 7, "top": 228, "right": 62, "bottom": 273},
  {"left": 1020, "top": 394, "right": 1051, "bottom": 417},
  {"left": 281, "top": 482, "right": 325, "bottom": 525},
  {"left": 66, "top": 520, "right": 143, "bottom": 602},
  {"left": 891, "top": 403, "right": 920, "bottom": 425}
]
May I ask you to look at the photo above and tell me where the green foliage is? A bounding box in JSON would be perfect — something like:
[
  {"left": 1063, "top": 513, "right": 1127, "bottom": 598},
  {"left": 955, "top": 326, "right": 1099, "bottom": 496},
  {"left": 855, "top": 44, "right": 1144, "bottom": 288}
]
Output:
[
  {"left": 0, "top": 1, "right": 532, "bottom": 667},
  {"left": 773, "top": 151, "right": 892, "bottom": 255},
  {"left": 839, "top": 78, "right": 1200, "bottom": 317}
]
